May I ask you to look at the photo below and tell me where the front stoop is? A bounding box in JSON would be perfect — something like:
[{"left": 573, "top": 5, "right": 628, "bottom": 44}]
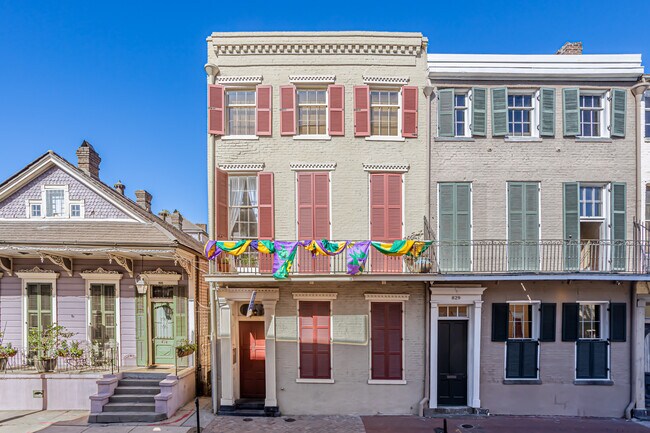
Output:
[
  {"left": 424, "top": 407, "right": 489, "bottom": 417},
  {"left": 220, "top": 399, "right": 280, "bottom": 417},
  {"left": 89, "top": 372, "right": 168, "bottom": 423}
]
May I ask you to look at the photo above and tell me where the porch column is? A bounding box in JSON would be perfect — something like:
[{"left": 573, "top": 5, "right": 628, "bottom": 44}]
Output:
[
  {"left": 471, "top": 300, "right": 483, "bottom": 408},
  {"left": 634, "top": 296, "right": 647, "bottom": 411},
  {"left": 263, "top": 300, "right": 278, "bottom": 408},
  {"left": 428, "top": 300, "right": 439, "bottom": 409},
  {"left": 219, "top": 300, "right": 236, "bottom": 407}
]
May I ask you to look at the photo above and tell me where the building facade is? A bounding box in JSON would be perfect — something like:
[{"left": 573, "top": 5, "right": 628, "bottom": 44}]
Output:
[
  {"left": 204, "top": 32, "right": 432, "bottom": 416},
  {"left": 427, "top": 47, "right": 645, "bottom": 417},
  {"left": 0, "top": 143, "right": 210, "bottom": 414}
]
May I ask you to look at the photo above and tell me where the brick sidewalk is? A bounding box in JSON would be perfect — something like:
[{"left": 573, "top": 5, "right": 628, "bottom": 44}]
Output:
[{"left": 205, "top": 414, "right": 650, "bottom": 433}]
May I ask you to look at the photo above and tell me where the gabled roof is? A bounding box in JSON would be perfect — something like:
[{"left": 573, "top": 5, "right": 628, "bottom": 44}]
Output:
[{"left": 0, "top": 150, "right": 203, "bottom": 255}]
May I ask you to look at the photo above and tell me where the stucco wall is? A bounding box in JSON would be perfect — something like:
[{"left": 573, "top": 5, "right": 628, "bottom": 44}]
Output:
[
  {"left": 208, "top": 32, "right": 430, "bottom": 240},
  {"left": 478, "top": 280, "right": 631, "bottom": 417},
  {"left": 429, "top": 81, "right": 638, "bottom": 241}
]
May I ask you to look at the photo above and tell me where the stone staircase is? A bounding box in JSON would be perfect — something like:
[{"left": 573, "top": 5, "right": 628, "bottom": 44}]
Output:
[{"left": 90, "top": 372, "right": 168, "bottom": 423}]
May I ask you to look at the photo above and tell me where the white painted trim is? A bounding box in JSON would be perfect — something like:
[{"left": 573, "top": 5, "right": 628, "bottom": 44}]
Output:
[
  {"left": 293, "top": 135, "right": 332, "bottom": 141},
  {"left": 363, "top": 76, "right": 409, "bottom": 85},
  {"left": 362, "top": 163, "right": 409, "bottom": 173},
  {"left": 141, "top": 270, "right": 182, "bottom": 285},
  {"left": 364, "top": 293, "right": 410, "bottom": 301},
  {"left": 293, "top": 292, "right": 338, "bottom": 300},
  {"left": 365, "top": 136, "right": 406, "bottom": 142},
  {"left": 217, "top": 287, "right": 280, "bottom": 302},
  {"left": 289, "top": 75, "right": 336, "bottom": 84},
  {"left": 290, "top": 163, "right": 337, "bottom": 171},
  {"left": 221, "top": 135, "right": 259, "bottom": 141},
  {"left": 17, "top": 271, "right": 59, "bottom": 348},
  {"left": 82, "top": 275, "right": 122, "bottom": 358},
  {"left": 218, "top": 163, "right": 265, "bottom": 172},
  {"left": 367, "top": 299, "right": 406, "bottom": 382},
  {"left": 296, "top": 378, "right": 335, "bottom": 384},
  {"left": 216, "top": 75, "right": 263, "bottom": 84}
]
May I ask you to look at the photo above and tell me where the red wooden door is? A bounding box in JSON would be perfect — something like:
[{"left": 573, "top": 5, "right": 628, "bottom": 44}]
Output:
[
  {"left": 370, "top": 173, "right": 403, "bottom": 272},
  {"left": 239, "top": 321, "right": 266, "bottom": 398},
  {"left": 297, "top": 172, "right": 330, "bottom": 273}
]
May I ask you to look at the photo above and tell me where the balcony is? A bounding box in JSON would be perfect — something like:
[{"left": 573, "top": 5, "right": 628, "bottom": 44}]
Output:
[{"left": 209, "top": 239, "right": 650, "bottom": 279}]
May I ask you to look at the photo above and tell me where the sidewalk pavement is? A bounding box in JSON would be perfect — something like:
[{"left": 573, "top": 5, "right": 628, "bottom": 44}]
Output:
[{"left": 0, "top": 398, "right": 215, "bottom": 433}]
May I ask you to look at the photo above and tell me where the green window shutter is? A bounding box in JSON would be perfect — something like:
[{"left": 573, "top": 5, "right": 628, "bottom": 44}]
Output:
[
  {"left": 611, "top": 182, "right": 626, "bottom": 270},
  {"left": 563, "top": 182, "right": 580, "bottom": 270},
  {"left": 611, "top": 89, "right": 627, "bottom": 138},
  {"left": 438, "top": 89, "right": 455, "bottom": 137},
  {"left": 438, "top": 183, "right": 471, "bottom": 272},
  {"left": 174, "top": 286, "right": 189, "bottom": 367},
  {"left": 540, "top": 88, "right": 556, "bottom": 137},
  {"left": 508, "top": 182, "right": 539, "bottom": 271},
  {"left": 609, "top": 302, "right": 626, "bottom": 342},
  {"left": 135, "top": 293, "right": 148, "bottom": 367},
  {"left": 471, "top": 87, "right": 487, "bottom": 136},
  {"left": 563, "top": 88, "right": 580, "bottom": 136},
  {"left": 491, "top": 87, "right": 508, "bottom": 137}
]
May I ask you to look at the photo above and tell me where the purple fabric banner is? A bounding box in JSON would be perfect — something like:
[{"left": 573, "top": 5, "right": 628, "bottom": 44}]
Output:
[{"left": 346, "top": 241, "right": 371, "bottom": 275}]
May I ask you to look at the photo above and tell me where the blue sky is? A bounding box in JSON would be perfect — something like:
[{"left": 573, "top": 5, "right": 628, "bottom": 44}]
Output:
[{"left": 0, "top": 0, "right": 646, "bottom": 223}]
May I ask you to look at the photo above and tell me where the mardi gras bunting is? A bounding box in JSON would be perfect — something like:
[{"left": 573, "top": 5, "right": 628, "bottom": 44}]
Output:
[
  {"left": 346, "top": 241, "right": 371, "bottom": 275},
  {"left": 272, "top": 241, "right": 303, "bottom": 279},
  {"left": 305, "top": 240, "right": 348, "bottom": 257}
]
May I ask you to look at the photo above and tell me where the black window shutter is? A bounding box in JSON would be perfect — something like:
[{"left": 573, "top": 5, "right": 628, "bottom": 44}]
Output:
[
  {"left": 562, "top": 303, "right": 579, "bottom": 342},
  {"left": 521, "top": 341, "right": 539, "bottom": 378},
  {"left": 505, "top": 340, "right": 521, "bottom": 378},
  {"left": 591, "top": 341, "right": 609, "bottom": 379},
  {"left": 492, "top": 303, "right": 508, "bottom": 342},
  {"left": 539, "top": 303, "right": 556, "bottom": 342},
  {"left": 610, "top": 303, "right": 626, "bottom": 342},
  {"left": 576, "top": 340, "right": 591, "bottom": 378},
  {"left": 506, "top": 340, "right": 538, "bottom": 379}
]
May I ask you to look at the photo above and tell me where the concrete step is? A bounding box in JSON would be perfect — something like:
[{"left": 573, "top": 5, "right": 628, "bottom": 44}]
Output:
[
  {"left": 103, "top": 402, "right": 156, "bottom": 413},
  {"left": 222, "top": 409, "right": 267, "bottom": 417},
  {"left": 122, "top": 372, "right": 168, "bottom": 380},
  {"left": 91, "top": 411, "right": 167, "bottom": 423},
  {"left": 235, "top": 399, "right": 265, "bottom": 410},
  {"left": 109, "top": 394, "right": 155, "bottom": 404},
  {"left": 113, "top": 386, "right": 160, "bottom": 395},
  {"left": 118, "top": 379, "right": 161, "bottom": 387}
]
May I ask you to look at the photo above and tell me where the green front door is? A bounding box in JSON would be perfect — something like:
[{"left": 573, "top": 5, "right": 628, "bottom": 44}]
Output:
[{"left": 152, "top": 301, "right": 175, "bottom": 364}]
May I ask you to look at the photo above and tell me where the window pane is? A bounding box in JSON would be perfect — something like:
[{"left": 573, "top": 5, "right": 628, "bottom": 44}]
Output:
[{"left": 46, "top": 190, "right": 65, "bottom": 217}]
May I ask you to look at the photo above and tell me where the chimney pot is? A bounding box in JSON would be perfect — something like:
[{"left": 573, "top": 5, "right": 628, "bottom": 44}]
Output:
[
  {"left": 556, "top": 41, "right": 583, "bottom": 55},
  {"left": 114, "top": 180, "right": 125, "bottom": 196},
  {"left": 135, "top": 190, "right": 153, "bottom": 212},
  {"left": 76, "top": 141, "right": 101, "bottom": 179}
]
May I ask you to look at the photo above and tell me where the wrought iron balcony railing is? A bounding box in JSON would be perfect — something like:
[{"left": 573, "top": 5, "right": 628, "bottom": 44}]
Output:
[{"left": 212, "top": 239, "right": 650, "bottom": 276}]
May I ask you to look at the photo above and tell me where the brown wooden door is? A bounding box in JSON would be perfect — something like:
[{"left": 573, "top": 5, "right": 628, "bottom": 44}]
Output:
[{"left": 239, "top": 321, "right": 266, "bottom": 398}]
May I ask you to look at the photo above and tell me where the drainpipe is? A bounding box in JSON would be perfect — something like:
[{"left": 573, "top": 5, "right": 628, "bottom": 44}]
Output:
[
  {"left": 210, "top": 282, "right": 219, "bottom": 414},
  {"left": 418, "top": 282, "right": 432, "bottom": 416}
]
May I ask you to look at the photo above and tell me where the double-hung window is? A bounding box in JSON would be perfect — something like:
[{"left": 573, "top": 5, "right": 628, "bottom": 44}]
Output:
[
  {"left": 30, "top": 203, "right": 42, "bottom": 218},
  {"left": 576, "top": 303, "right": 609, "bottom": 380},
  {"left": 644, "top": 92, "right": 650, "bottom": 139},
  {"left": 225, "top": 90, "right": 256, "bottom": 136},
  {"left": 508, "top": 94, "right": 534, "bottom": 136},
  {"left": 505, "top": 303, "right": 539, "bottom": 379},
  {"left": 370, "top": 90, "right": 399, "bottom": 137},
  {"left": 297, "top": 89, "right": 327, "bottom": 136},
  {"left": 45, "top": 189, "right": 65, "bottom": 217},
  {"left": 579, "top": 186, "right": 603, "bottom": 218},
  {"left": 454, "top": 93, "right": 469, "bottom": 137},
  {"left": 579, "top": 94, "right": 604, "bottom": 137},
  {"left": 228, "top": 176, "right": 258, "bottom": 239}
]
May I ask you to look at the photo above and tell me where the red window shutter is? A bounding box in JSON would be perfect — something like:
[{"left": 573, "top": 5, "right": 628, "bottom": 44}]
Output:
[
  {"left": 401, "top": 86, "right": 418, "bottom": 138},
  {"left": 371, "top": 302, "right": 403, "bottom": 380},
  {"left": 215, "top": 168, "right": 229, "bottom": 239},
  {"left": 299, "top": 301, "right": 331, "bottom": 379},
  {"left": 297, "top": 172, "right": 330, "bottom": 273},
  {"left": 370, "top": 173, "right": 403, "bottom": 272},
  {"left": 297, "top": 173, "right": 314, "bottom": 240},
  {"left": 353, "top": 85, "right": 370, "bottom": 137},
  {"left": 280, "top": 85, "right": 296, "bottom": 135},
  {"left": 208, "top": 84, "right": 225, "bottom": 135},
  {"left": 256, "top": 85, "right": 272, "bottom": 136},
  {"left": 328, "top": 85, "right": 345, "bottom": 136},
  {"left": 313, "top": 173, "right": 330, "bottom": 239},
  {"left": 257, "top": 172, "right": 274, "bottom": 273}
]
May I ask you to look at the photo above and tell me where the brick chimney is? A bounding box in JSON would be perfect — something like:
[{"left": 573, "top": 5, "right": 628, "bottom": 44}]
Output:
[
  {"left": 76, "top": 141, "right": 101, "bottom": 179},
  {"left": 171, "top": 210, "right": 184, "bottom": 231},
  {"left": 113, "top": 180, "right": 125, "bottom": 196},
  {"left": 556, "top": 42, "right": 582, "bottom": 55},
  {"left": 135, "top": 190, "right": 152, "bottom": 212}
]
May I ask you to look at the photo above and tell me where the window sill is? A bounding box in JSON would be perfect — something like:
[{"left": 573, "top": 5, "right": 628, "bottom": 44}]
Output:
[
  {"left": 365, "top": 136, "right": 406, "bottom": 142},
  {"left": 573, "top": 379, "right": 613, "bottom": 386},
  {"left": 574, "top": 137, "right": 612, "bottom": 143},
  {"left": 367, "top": 379, "right": 407, "bottom": 385},
  {"left": 221, "top": 135, "right": 259, "bottom": 141},
  {"left": 505, "top": 136, "right": 542, "bottom": 143},
  {"left": 296, "top": 378, "right": 335, "bottom": 384},
  {"left": 434, "top": 137, "right": 475, "bottom": 142},
  {"left": 503, "top": 379, "right": 542, "bottom": 385},
  {"left": 293, "top": 135, "right": 331, "bottom": 141}
]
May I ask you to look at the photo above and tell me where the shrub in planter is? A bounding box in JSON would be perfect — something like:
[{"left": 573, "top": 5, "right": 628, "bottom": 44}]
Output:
[
  {"left": 0, "top": 331, "right": 17, "bottom": 371},
  {"left": 175, "top": 340, "right": 197, "bottom": 358},
  {"left": 27, "top": 324, "right": 75, "bottom": 372}
]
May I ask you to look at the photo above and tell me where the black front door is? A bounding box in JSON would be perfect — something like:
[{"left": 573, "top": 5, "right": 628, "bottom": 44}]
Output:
[{"left": 438, "top": 320, "right": 468, "bottom": 406}]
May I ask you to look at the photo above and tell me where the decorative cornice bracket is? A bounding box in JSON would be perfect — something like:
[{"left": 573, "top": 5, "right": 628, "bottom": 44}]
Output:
[
  {"left": 173, "top": 254, "right": 193, "bottom": 276},
  {"left": 0, "top": 256, "right": 13, "bottom": 276},
  {"left": 108, "top": 254, "right": 134, "bottom": 278},
  {"left": 39, "top": 253, "right": 73, "bottom": 277}
]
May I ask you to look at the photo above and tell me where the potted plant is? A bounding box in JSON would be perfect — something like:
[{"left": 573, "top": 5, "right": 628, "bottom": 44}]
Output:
[
  {"left": 175, "top": 340, "right": 197, "bottom": 358},
  {"left": 68, "top": 340, "right": 84, "bottom": 359},
  {"left": 0, "top": 331, "right": 17, "bottom": 371},
  {"left": 403, "top": 230, "right": 433, "bottom": 273},
  {"left": 27, "top": 324, "right": 74, "bottom": 373}
]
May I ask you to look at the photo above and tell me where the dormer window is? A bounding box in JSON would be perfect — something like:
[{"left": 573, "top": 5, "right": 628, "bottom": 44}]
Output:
[
  {"left": 31, "top": 203, "right": 41, "bottom": 217},
  {"left": 70, "top": 204, "right": 81, "bottom": 217},
  {"left": 46, "top": 189, "right": 65, "bottom": 217}
]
